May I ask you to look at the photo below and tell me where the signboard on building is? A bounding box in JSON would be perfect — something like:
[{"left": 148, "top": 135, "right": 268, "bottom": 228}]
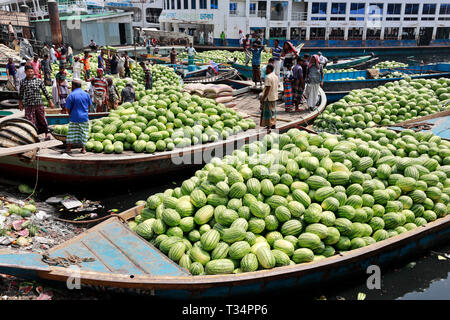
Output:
[{"left": 0, "top": 11, "right": 30, "bottom": 27}]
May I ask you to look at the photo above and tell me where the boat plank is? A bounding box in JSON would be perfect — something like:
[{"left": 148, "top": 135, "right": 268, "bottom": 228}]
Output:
[
  {"left": 0, "top": 140, "right": 63, "bottom": 157},
  {"left": 98, "top": 219, "right": 189, "bottom": 277},
  {"left": 0, "top": 252, "right": 51, "bottom": 271},
  {"left": 79, "top": 231, "right": 146, "bottom": 275}
]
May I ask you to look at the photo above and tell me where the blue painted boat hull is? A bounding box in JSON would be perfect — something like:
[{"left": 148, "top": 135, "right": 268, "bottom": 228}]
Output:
[
  {"left": 0, "top": 205, "right": 448, "bottom": 299},
  {"left": 325, "top": 63, "right": 450, "bottom": 103}
]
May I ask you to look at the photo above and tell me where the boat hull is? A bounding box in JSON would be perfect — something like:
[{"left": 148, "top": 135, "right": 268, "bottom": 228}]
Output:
[{"left": 0, "top": 206, "right": 448, "bottom": 299}]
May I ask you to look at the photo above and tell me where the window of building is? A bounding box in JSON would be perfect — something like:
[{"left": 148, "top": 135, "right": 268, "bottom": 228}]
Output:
[
  {"left": 403, "top": 17, "right": 418, "bottom": 20},
  {"left": 211, "top": 0, "right": 218, "bottom": 9},
  {"left": 349, "top": 17, "right": 364, "bottom": 21},
  {"left": 177, "top": 0, "right": 181, "bottom": 9},
  {"left": 368, "top": 3, "right": 383, "bottom": 15},
  {"left": 184, "top": 0, "right": 188, "bottom": 9},
  {"left": 366, "top": 28, "right": 381, "bottom": 39},
  {"left": 330, "top": 17, "right": 346, "bottom": 20},
  {"left": 329, "top": 27, "right": 345, "bottom": 39},
  {"left": 386, "top": 17, "right": 400, "bottom": 21},
  {"left": 270, "top": 1, "right": 288, "bottom": 21},
  {"left": 440, "top": 4, "right": 450, "bottom": 14},
  {"left": 387, "top": 3, "right": 401, "bottom": 15},
  {"left": 402, "top": 27, "right": 416, "bottom": 40},
  {"left": 269, "top": 27, "right": 287, "bottom": 39},
  {"left": 348, "top": 27, "right": 363, "bottom": 39},
  {"left": 404, "top": 4, "right": 419, "bottom": 15},
  {"left": 199, "top": 0, "right": 206, "bottom": 9},
  {"left": 310, "top": 27, "right": 326, "bottom": 39},
  {"left": 350, "top": 3, "right": 365, "bottom": 14},
  {"left": 311, "top": 17, "right": 327, "bottom": 20},
  {"left": 422, "top": 4, "right": 436, "bottom": 14},
  {"left": 166, "top": 0, "right": 169, "bottom": 9},
  {"left": 436, "top": 27, "right": 450, "bottom": 39},
  {"left": 331, "top": 3, "right": 346, "bottom": 14},
  {"left": 229, "top": 2, "right": 237, "bottom": 14},
  {"left": 191, "top": 0, "right": 196, "bottom": 9},
  {"left": 384, "top": 27, "right": 399, "bottom": 39},
  {"left": 311, "top": 2, "right": 327, "bottom": 14},
  {"left": 250, "top": 2, "right": 256, "bottom": 14},
  {"left": 290, "top": 28, "right": 306, "bottom": 41},
  {"left": 146, "top": 8, "right": 162, "bottom": 23},
  {"left": 171, "top": 0, "right": 175, "bottom": 10}
]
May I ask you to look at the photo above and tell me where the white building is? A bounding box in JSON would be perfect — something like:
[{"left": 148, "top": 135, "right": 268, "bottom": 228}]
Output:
[
  {"left": 104, "top": 0, "right": 163, "bottom": 29},
  {"left": 159, "top": 0, "right": 450, "bottom": 46}
]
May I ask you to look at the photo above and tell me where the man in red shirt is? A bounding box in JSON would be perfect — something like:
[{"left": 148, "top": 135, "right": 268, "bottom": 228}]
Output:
[
  {"left": 242, "top": 34, "right": 251, "bottom": 66},
  {"left": 30, "top": 55, "right": 42, "bottom": 79},
  {"left": 92, "top": 68, "right": 108, "bottom": 112}
]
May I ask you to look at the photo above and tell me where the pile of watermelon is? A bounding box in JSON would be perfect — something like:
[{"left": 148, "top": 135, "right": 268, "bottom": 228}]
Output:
[
  {"left": 315, "top": 78, "right": 450, "bottom": 133},
  {"left": 129, "top": 127, "right": 449, "bottom": 275},
  {"left": 178, "top": 49, "right": 272, "bottom": 65},
  {"left": 84, "top": 87, "right": 256, "bottom": 154}
]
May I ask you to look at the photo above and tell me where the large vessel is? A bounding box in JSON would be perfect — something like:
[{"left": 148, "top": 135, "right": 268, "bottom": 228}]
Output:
[{"left": 159, "top": 0, "right": 450, "bottom": 55}]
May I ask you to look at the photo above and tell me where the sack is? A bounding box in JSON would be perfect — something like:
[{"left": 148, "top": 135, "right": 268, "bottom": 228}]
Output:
[
  {"left": 217, "top": 91, "right": 232, "bottom": 97},
  {"left": 224, "top": 102, "right": 236, "bottom": 108},
  {"left": 215, "top": 96, "right": 233, "bottom": 104}
]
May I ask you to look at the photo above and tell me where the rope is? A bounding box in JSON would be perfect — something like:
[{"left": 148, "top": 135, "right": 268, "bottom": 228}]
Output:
[
  {"left": 24, "top": 149, "right": 40, "bottom": 201},
  {"left": 53, "top": 213, "right": 128, "bottom": 225},
  {"left": 41, "top": 250, "right": 96, "bottom": 267}
]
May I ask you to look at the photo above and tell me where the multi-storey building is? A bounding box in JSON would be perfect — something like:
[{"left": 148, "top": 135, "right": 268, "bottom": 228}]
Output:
[{"left": 159, "top": 0, "right": 450, "bottom": 47}]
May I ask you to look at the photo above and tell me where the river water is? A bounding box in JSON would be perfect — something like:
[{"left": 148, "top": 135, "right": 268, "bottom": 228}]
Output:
[{"left": 9, "top": 53, "right": 450, "bottom": 300}]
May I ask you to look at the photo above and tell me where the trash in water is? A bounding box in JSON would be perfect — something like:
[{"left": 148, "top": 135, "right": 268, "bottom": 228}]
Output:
[
  {"left": 61, "top": 197, "right": 83, "bottom": 210},
  {"left": 18, "top": 184, "right": 33, "bottom": 195}
]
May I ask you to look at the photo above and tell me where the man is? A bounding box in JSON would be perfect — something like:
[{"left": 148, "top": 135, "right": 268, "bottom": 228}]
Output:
[
  {"left": 292, "top": 57, "right": 305, "bottom": 111},
  {"left": 186, "top": 44, "right": 196, "bottom": 66},
  {"left": 208, "top": 31, "right": 214, "bottom": 46},
  {"left": 98, "top": 52, "right": 105, "bottom": 71},
  {"left": 242, "top": 34, "right": 251, "bottom": 66},
  {"left": 30, "top": 55, "right": 41, "bottom": 79},
  {"left": 8, "top": 22, "right": 15, "bottom": 41},
  {"left": 318, "top": 52, "right": 328, "bottom": 67},
  {"left": 72, "top": 56, "right": 83, "bottom": 80},
  {"left": 123, "top": 51, "right": 131, "bottom": 78},
  {"left": 272, "top": 39, "right": 282, "bottom": 78},
  {"left": 6, "top": 58, "right": 17, "bottom": 89},
  {"left": 220, "top": 31, "right": 226, "bottom": 46},
  {"left": 67, "top": 43, "right": 73, "bottom": 67},
  {"left": 206, "top": 66, "right": 215, "bottom": 78},
  {"left": 146, "top": 37, "right": 151, "bottom": 54},
  {"left": 239, "top": 30, "right": 244, "bottom": 46},
  {"left": 92, "top": 68, "right": 108, "bottom": 112},
  {"left": 199, "top": 31, "right": 205, "bottom": 45},
  {"left": 65, "top": 78, "right": 92, "bottom": 154},
  {"left": 305, "top": 54, "right": 324, "bottom": 111},
  {"left": 170, "top": 48, "right": 178, "bottom": 66},
  {"left": 121, "top": 81, "right": 136, "bottom": 104},
  {"left": 110, "top": 54, "right": 119, "bottom": 78},
  {"left": 59, "top": 44, "right": 67, "bottom": 67},
  {"left": 140, "top": 62, "right": 152, "bottom": 90},
  {"left": 301, "top": 54, "right": 310, "bottom": 82},
  {"left": 16, "top": 61, "right": 27, "bottom": 91},
  {"left": 250, "top": 41, "right": 264, "bottom": 88},
  {"left": 55, "top": 65, "right": 69, "bottom": 112},
  {"left": 40, "top": 54, "right": 52, "bottom": 86},
  {"left": 50, "top": 45, "right": 57, "bottom": 64},
  {"left": 18, "top": 65, "right": 54, "bottom": 140},
  {"left": 88, "top": 40, "right": 97, "bottom": 51},
  {"left": 41, "top": 44, "right": 50, "bottom": 59},
  {"left": 80, "top": 52, "right": 92, "bottom": 81},
  {"left": 260, "top": 64, "right": 278, "bottom": 132}
]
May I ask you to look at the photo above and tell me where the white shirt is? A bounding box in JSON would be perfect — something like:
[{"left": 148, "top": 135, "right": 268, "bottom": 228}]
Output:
[
  {"left": 16, "top": 66, "right": 26, "bottom": 91},
  {"left": 72, "top": 61, "right": 83, "bottom": 79},
  {"left": 50, "top": 48, "right": 56, "bottom": 60},
  {"left": 319, "top": 56, "right": 328, "bottom": 65},
  {"left": 67, "top": 46, "right": 73, "bottom": 56},
  {"left": 239, "top": 33, "right": 244, "bottom": 45},
  {"left": 186, "top": 47, "right": 196, "bottom": 56}
]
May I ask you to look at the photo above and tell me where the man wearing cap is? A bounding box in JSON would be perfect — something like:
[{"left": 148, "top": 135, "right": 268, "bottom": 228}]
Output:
[
  {"left": 92, "top": 68, "right": 108, "bottom": 112},
  {"left": 19, "top": 65, "right": 54, "bottom": 140},
  {"left": 121, "top": 81, "right": 136, "bottom": 104},
  {"left": 65, "top": 78, "right": 93, "bottom": 154},
  {"left": 318, "top": 52, "right": 328, "bottom": 67}
]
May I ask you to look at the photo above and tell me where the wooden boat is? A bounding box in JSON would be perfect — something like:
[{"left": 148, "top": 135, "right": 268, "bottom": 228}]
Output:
[
  {"left": 182, "top": 68, "right": 240, "bottom": 84},
  {"left": 0, "top": 203, "right": 448, "bottom": 299},
  {"left": 0, "top": 90, "right": 327, "bottom": 183},
  {"left": 324, "top": 63, "right": 450, "bottom": 103},
  {"left": 325, "top": 54, "right": 375, "bottom": 70},
  {"left": 0, "top": 108, "right": 108, "bottom": 126}
]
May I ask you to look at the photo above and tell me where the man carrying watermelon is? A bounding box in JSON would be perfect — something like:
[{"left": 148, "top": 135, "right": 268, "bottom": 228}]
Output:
[
  {"left": 140, "top": 62, "right": 153, "bottom": 90},
  {"left": 65, "top": 78, "right": 93, "bottom": 154}
]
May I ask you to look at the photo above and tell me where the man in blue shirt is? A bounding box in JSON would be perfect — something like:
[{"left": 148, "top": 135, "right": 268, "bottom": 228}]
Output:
[
  {"left": 65, "top": 79, "right": 93, "bottom": 154},
  {"left": 272, "top": 39, "right": 282, "bottom": 78},
  {"left": 251, "top": 41, "right": 264, "bottom": 88}
]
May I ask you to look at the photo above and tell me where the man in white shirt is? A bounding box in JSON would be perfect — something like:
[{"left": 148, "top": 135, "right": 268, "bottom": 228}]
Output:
[
  {"left": 318, "top": 52, "right": 328, "bottom": 67},
  {"left": 186, "top": 43, "right": 197, "bottom": 65},
  {"left": 239, "top": 30, "right": 244, "bottom": 45},
  {"left": 260, "top": 64, "right": 279, "bottom": 131},
  {"left": 16, "top": 61, "right": 27, "bottom": 92},
  {"left": 208, "top": 32, "right": 214, "bottom": 45},
  {"left": 50, "top": 45, "right": 57, "bottom": 63}
]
